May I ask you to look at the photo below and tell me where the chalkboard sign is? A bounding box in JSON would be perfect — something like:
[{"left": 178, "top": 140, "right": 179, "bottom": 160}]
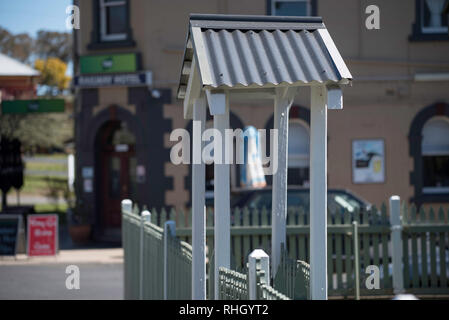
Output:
[{"left": 0, "top": 214, "right": 22, "bottom": 256}]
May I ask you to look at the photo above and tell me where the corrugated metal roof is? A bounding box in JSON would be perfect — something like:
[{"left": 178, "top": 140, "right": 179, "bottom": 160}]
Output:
[
  {"left": 0, "top": 52, "right": 40, "bottom": 77},
  {"left": 178, "top": 14, "right": 352, "bottom": 99}
]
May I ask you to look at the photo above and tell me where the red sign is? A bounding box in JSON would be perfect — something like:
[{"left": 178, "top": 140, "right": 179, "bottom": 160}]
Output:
[{"left": 27, "top": 215, "right": 58, "bottom": 256}]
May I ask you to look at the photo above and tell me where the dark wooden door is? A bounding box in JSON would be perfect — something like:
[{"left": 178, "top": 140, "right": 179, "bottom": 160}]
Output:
[
  {"left": 98, "top": 121, "right": 136, "bottom": 228},
  {"left": 101, "top": 151, "right": 136, "bottom": 227}
]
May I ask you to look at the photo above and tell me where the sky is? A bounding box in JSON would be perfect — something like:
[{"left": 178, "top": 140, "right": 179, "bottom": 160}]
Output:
[
  {"left": 0, "top": 0, "right": 73, "bottom": 85},
  {"left": 0, "top": 0, "right": 72, "bottom": 36}
]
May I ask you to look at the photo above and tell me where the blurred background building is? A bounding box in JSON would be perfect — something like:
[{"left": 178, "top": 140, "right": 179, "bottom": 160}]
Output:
[{"left": 73, "top": 0, "right": 449, "bottom": 241}]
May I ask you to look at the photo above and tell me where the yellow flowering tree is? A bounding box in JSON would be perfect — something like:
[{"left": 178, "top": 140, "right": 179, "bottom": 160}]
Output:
[{"left": 34, "top": 57, "right": 71, "bottom": 95}]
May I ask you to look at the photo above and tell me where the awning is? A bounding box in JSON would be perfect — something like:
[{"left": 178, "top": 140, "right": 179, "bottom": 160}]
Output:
[{"left": 178, "top": 14, "right": 352, "bottom": 99}]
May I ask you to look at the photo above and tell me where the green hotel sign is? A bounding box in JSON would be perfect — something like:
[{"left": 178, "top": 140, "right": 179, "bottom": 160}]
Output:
[
  {"left": 80, "top": 53, "right": 138, "bottom": 74},
  {"left": 1, "top": 99, "right": 65, "bottom": 114}
]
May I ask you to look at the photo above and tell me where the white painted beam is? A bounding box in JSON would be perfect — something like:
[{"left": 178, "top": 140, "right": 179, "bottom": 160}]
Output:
[
  {"left": 310, "top": 85, "right": 328, "bottom": 300},
  {"left": 271, "top": 87, "right": 296, "bottom": 277},
  {"left": 206, "top": 90, "right": 227, "bottom": 115},
  {"left": 192, "top": 94, "right": 207, "bottom": 300},
  {"left": 326, "top": 84, "right": 343, "bottom": 110},
  {"left": 183, "top": 56, "right": 201, "bottom": 120},
  {"left": 212, "top": 94, "right": 230, "bottom": 300}
]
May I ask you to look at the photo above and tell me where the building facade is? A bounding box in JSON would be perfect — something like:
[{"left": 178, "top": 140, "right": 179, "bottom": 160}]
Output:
[{"left": 74, "top": 0, "right": 449, "bottom": 240}]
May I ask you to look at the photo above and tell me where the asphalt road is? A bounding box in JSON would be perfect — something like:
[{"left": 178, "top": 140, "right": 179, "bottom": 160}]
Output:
[{"left": 0, "top": 263, "right": 123, "bottom": 300}]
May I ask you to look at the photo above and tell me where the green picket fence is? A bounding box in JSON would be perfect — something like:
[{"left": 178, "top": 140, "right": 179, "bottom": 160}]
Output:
[
  {"left": 146, "top": 203, "right": 449, "bottom": 298},
  {"left": 402, "top": 205, "right": 449, "bottom": 295},
  {"left": 218, "top": 258, "right": 291, "bottom": 300},
  {"left": 122, "top": 201, "right": 192, "bottom": 300}
]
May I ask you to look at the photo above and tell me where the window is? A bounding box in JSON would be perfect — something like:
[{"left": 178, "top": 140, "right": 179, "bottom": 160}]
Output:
[
  {"left": 421, "top": 117, "right": 449, "bottom": 194},
  {"left": 100, "top": 0, "right": 127, "bottom": 41},
  {"left": 88, "top": 0, "right": 135, "bottom": 49},
  {"left": 269, "top": 0, "right": 316, "bottom": 16},
  {"left": 421, "top": 0, "right": 448, "bottom": 33},
  {"left": 288, "top": 120, "right": 310, "bottom": 186},
  {"left": 410, "top": 0, "right": 449, "bottom": 41}
]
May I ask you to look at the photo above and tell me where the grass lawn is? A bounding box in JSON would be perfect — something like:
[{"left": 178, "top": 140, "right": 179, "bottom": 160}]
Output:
[
  {"left": 25, "top": 161, "right": 67, "bottom": 172},
  {"left": 21, "top": 153, "right": 69, "bottom": 196},
  {"left": 21, "top": 175, "right": 68, "bottom": 195}
]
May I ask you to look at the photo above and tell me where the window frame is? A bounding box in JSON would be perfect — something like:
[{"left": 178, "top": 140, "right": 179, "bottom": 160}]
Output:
[
  {"left": 88, "top": 0, "right": 135, "bottom": 50},
  {"left": 421, "top": 116, "right": 449, "bottom": 194},
  {"left": 100, "top": 0, "right": 128, "bottom": 42},
  {"left": 409, "top": 102, "right": 449, "bottom": 205},
  {"left": 267, "top": 0, "right": 317, "bottom": 16},
  {"left": 410, "top": 0, "right": 449, "bottom": 42}
]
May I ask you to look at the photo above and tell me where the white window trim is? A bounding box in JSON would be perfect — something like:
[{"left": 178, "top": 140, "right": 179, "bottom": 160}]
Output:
[
  {"left": 421, "top": 116, "right": 449, "bottom": 193},
  {"left": 422, "top": 186, "right": 449, "bottom": 194},
  {"left": 100, "top": 0, "right": 127, "bottom": 42},
  {"left": 420, "top": 0, "right": 449, "bottom": 34},
  {"left": 271, "top": 0, "right": 311, "bottom": 16}
]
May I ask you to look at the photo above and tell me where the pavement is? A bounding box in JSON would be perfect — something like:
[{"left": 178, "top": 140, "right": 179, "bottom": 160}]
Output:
[{"left": 0, "top": 248, "right": 123, "bottom": 300}]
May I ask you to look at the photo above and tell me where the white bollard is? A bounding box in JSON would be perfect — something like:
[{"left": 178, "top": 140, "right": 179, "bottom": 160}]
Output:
[
  {"left": 164, "top": 221, "right": 176, "bottom": 300},
  {"left": 389, "top": 195, "right": 404, "bottom": 294},
  {"left": 248, "top": 249, "right": 270, "bottom": 300}
]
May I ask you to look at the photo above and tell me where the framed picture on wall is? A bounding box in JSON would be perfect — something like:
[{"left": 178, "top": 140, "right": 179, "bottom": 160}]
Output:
[{"left": 352, "top": 139, "right": 385, "bottom": 184}]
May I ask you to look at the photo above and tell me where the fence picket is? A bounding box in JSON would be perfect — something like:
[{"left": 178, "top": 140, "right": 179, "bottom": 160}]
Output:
[
  {"left": 342, "top": 210, "right": 352, "bottom": 290},
  {"left": 419, "top": 207, "right": 429, "bottom": 288},
  {"left": 151, "top": 207, "right": 158, "bottom": 225},
  {"left": 234, "top": 207, "right": 243, "bottom": 269},
  {"left": 261, "top": 207, "right": 270, "bottom": 253},
  {"left": 242, "top": 209, "right": 252, "bottom": 268},
  {"left": 438, "top": 208, "right": 447, "bottom": 288},
  {"left": 287, "top": 207, "right": 297, "bottom": 260},
  {"left": 427, "top": 208, "right": 438, "bottom": 288},
  {"left": 337, "top": 218, "right": 345, "bottom": 290},
  {"left": 410, "top": 205, "right": 419, "bottom": 288},
  {"left": 298, "top": 207, "right": 307, "bottom": 262}
]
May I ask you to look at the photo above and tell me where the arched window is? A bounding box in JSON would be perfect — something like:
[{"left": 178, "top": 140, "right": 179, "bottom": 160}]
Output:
[
  {"left": 288, "top": 120, "right": 310, "bottom": 186},
  {"left": 421, "top": 117, "right": 449, "bottom": 193}
]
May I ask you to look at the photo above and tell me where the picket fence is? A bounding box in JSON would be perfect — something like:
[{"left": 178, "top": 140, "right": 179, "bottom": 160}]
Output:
[
  {"left": 141, "top": 202, "right": 449, "bottom": 298},
  {"left": 218, "top": 259, "right": 292, "bottom": 300},
  {"left": 122, "top": 202, "right": 192, "bottom": 299}
]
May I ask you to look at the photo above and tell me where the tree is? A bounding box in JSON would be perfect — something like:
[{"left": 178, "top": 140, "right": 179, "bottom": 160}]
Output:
[
  {"left": 34, "top": 57, "right": 71, "bottom": 95},
  {"left": 0, "top": 26, "right": 33, "bottom": 63},
  {"left": 35, "top": 31, "right": 72, "bottom": 64}
]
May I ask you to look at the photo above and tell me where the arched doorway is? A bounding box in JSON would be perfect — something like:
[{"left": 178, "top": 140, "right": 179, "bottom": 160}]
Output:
[{"left": 96, "top": 120, "right": 137, "bottom": 229}]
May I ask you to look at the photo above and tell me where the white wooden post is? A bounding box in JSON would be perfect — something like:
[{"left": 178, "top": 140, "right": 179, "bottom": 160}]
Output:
[
  {"left": 163, "top": 220, "right": 176, "bottom": 300},
  {"left": 389, "top": 195, "right": 404, "bottom": 294},
  {"left": 121, "top": 199, "right": 132, "bottom": 213},
  {"left": 207, "top": 91, "right": 231, "bottom": 300},
  {"left": 139, "top": 210, "right": 151, "bottom": 300},
  {"left": 271, "top": 87, "right": 295, "bottom": 277},
  {"left": 67, "top": 154, "right": 75, "bottom": 192},
  {"left": 192, "top": 94, "right": 207, "bottom": 300},
  {"left": 248, "top": 249, "right": 270, "bottom": 300},
  {"left": 310, "top": 85, "right": 328, "bottom": 300}
]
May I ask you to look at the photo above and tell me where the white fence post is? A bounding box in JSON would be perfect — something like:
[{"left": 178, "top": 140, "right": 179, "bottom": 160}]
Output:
[
  {"left": 121, "top": 199, "right": 132, "bottom": 213},
  {"left": 67, "top": 154, "right": 75, "bottom": 192},
  {"left": 389, "top": 195, "right": 404, "bottom": 294},
  {"left": 164, "top": 221, "right": 176, "bottom": 300},
  {"left": 139, "top": 210, "right": 151, "bottom": 300},
  {"left": 248, "top": 249, "right": 270, "bottom": 300}
]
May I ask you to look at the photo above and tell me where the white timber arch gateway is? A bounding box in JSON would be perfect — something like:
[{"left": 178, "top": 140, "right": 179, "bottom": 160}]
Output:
[{"left": 177, "top": 14, "right": 352, "bottom": 300}]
